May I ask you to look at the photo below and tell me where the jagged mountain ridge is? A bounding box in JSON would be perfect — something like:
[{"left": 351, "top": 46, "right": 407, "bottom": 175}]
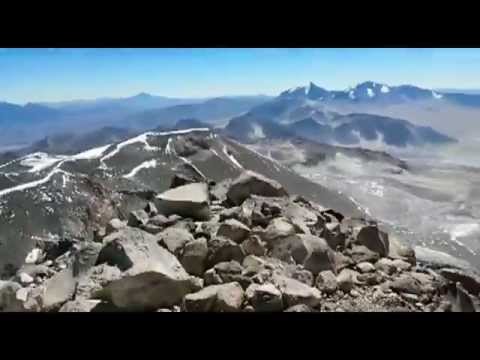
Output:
[{"left": 0, "top": 128, "right": 367, "bottom": 274}]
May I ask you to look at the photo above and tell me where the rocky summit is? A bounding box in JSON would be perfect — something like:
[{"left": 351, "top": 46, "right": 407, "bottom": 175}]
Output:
[{"left": 1, "top": 169, "right": 479, "bottom": 313}]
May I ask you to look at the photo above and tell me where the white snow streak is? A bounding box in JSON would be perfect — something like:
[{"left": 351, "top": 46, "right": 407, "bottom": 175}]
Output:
[
  {"left": 381, "top": 85, "right": 390, "bottom": 93},
  {"left": 100, "top": 128, "right": 209, "bottom": 162},
  {"left": 123, "top": 159, "right": 158, "bottom": 179},
  {"left": 432, "top": 90, "right": 443, "bottom": 99},
  {"left": 179, "top": 157, "right": 206, "bottom": 179},
  {"left": 20, "top": 153, "right": 67, "bottom": 173},
  {"left": 366, "top": 88, "right": 375, "bottom": 98},
  {"left": 223, "top": 146, "right": 243, "bottom": 169},
  {"left": 70, "top": 144, "right": 111, "bottom": 160}
]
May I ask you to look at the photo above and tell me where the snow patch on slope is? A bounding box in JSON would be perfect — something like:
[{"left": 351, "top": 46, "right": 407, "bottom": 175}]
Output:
[
  {"left": 123, "top": 159, "right": 158, "bottom": 179},
  {"left": 223, "top": 146, "right": 244, "bottom": 169}
]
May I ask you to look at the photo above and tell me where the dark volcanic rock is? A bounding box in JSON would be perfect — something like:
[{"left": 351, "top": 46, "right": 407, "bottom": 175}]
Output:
[
  {"left": 180, "top": 238, "right": 208, "bottom": 276},
  {"left": 183, "top": 282, "right": 244, "bottom": 312},
  {"left": 356, "top": 225, "right": 389, "bottom": 257},
  {"left": 246, "top": 283, "right": 283, "bottom": 312},
  {"left": 207, "top": 237, "right": 246, "bottom": 267},
  {"left": 216, "top": 219, "right": 251, "bottom": 244},
  {"left": 227, "top": 170, "right": 288, "bottom": 205}
]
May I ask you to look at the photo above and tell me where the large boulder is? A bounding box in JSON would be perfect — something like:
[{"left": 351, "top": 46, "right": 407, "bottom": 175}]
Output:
[
  {"left": 241, "top": 235, "right": 267, "bottom": 257},
  {"left": 106, "top": 218, "right": 127, "bottom": 235},
  {"left": 72, "top": 242, "right": 103, "bottom": 277},
  {"left": 245, "top": 283, "right": 283, "bottom": 312},
  {"left": 322, "top": 222, "right": 346, "bottom": 250},
  {"left": 155, "top": 182, "right": 211, "bottom": 220},
  {"left": 355, "top": 225, "right": 389, "bottom": 257},
  {"left": 349, "top": 245, "right": 381, "bottom": 264},
  {"left": 262, "top": 217, "right": 296, "bottom": 244},
  {"left": 439, "top": 268, "right": 480, "bottom": 296},
  {"left": 207, "top": 237, "right": 245, "bottom": 267},
  {"left": 41, "top": 268, "right": 77, "bottom": 311},
  {"left": 315, "top": 270, "right": 338, "bottom": 294},
  {"left": 76, "top": 264, "right": 123, "bottom": 300},
  {"left": 180, "top": 238, "right": 208, "bottom": 276},
  {"left": 389, "top": 235, "right": 416, "bottom": 265},
  {"left": 216, "top": 219, "right": 251, "bottom": 244},
  {"left": 273, "top": 275, "right": 321, "bottom": 308},
  {"left": 170, "top": 174, "right": 196, "bottom": 189},
  {"left": 183, "top": 282, "right": 245, "bottom": 312},
  {"left": 226, "top": 171, "right": 288, "bottom": 205},
  {"left": 127, "top": 210, "right": 150, "bottom": 228},
  {"left": 157, "top": 227, "right": 194, "bottom": 255},
  {"left": 271, "top": 234, "right": 336, "bottom": 275},
  {"left": 59, "top": 299, "right": 103, "bottom": 312},
  {"left": 96, "top": 228, "right": 198, "bottom": 311}
]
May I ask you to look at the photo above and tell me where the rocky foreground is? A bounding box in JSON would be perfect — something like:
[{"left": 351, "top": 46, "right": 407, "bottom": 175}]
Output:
[{"left": 1, "top": 170, "right": 479, "bottom": 312}]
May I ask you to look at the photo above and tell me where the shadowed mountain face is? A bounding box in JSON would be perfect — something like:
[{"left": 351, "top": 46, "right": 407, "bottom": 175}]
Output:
[
  {"left": 0, "top": 128, "right": 363, "bottom": 274},
  {"left": 0, "top": 95, "right": 272, "bottom": 149},
  {"left": 225, "top": 112, "right": 456, "bottom": 147}
]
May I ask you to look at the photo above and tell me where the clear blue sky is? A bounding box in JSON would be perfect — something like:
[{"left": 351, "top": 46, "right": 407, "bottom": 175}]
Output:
[{"left": 1, "top": 48, "right": 480, "bottom": 104}]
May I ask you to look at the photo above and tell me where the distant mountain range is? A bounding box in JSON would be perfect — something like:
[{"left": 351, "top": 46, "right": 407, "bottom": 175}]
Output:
[
  {"left": 279, "top": 81, "right": 480, "bottom": 107},
  {"left": 1, "top": 81, "right": 479, "bottom": 150},
  {"left": 0, "top": 94, "right": 272, "bottom": 147}
]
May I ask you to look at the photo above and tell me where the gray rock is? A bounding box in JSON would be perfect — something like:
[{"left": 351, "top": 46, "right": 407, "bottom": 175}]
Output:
[
  {"left": 0, "top": 281, "right": 22, "bottom": 311},
  {"left": 144, "top": 201, "right": 158, "bottom": 216},
  {"left": 157, "top": 227, "right": 194, "bottom": 255},
  {"left": 76, "top": 264, "right": 123, "bottom": 300},
  {"left": 73, "top": 242, "right": 103, "bottom": 277},
  {"left": 241, "top": 235, "right": 267, "bottom": 256},
  {"left": 389, "top": 235, "right": 416, "bottom": 265},
  {"left": 284, "top": 304, "right": 313, "bottom": 312},
  {"left": 273, "top": 274, "right": 322, "bottom": 308},
  {"left": 350, "top": 245, "right": 381, "bottom": 264},
  {"left": 357, "top": 272, "right": 383, "bottom": 286},
  {"left": 149, "top": 214, "right": 173, "bottom": 228},
  {"left": 211, "top": 261, "right": 251, "bottom": 289},
  {"left": 203, "top": 268, "right": 223, "bottom": 286},
  {"left": 246, "top": 283, "right": 283, "bottom": 312},
  {"left": 219, "top": 207, "right": 241, "bottom": 222},
  {"left": 207, "top": 237, "right": 245, "bottom": 267},
  {"left": 24, "top": 248, "right": 44, "bottom": 264},
  {"left": 96, "top": 229, "right": 197, "bottom": 311},
  {"left": 356, "top": 262, "right": 376, "bottom": 273},
  {"left": 389, "top": 273, "right": 424, "bottom": 295},
  {"left": 180, "top": 238, "right": 208, "bottom": 276},
  {"left": 227, "top": 170, "right": 289, "bottom": 205},
  {"left": 262, "top": 217, "right": 296, "bottom": 244},
  {"left": 238, "top": 198, "right": 256, "bottom": 226},
  {"left": 170, "top": 173, "right": 196, "bottom": 189},
  {"left": 19, "top": 273, "right": 34, "bottom": 285},
  {"left": 334, "top": 252, "right": 355, "bottom": 271},
  {"left": 16, "top": 264, "right": 52, "bottom": 280},
  {"left": 59, "top": 299, "right": 102, "bottom": 312},
  {"left": 183, "top": 282, "right": 244, "bottom": 312},
  {"left": 41, "top": 268, "right": 77, "bottom": 311},
  {"left": 106, "top": 218, "right": 127, "bottom": 235},
  {"left": 336, "top": 269, "right": 358, "bottom": 292},
  {"left": 140, "top": 223, "right": 164, "bottom": 235},
  {"left": 274, "top": 234, "right": 336, "bottom": 275},
  {"left": 290, "top": 268, "right": 314, "bottom": 287},
  {"left": 155, "top": 182, "right": 211, "bottom": 220},
  {"left": 391, "top": 259, "right": 412, "bottom": 272},
  {"left": 356, "top": 225, "right": 389, "bottom": 257},
  {"left": 450, "top": 282, "right": 476, "bottom": 312},
  {"left": 439, "top": 268, "right": 480, "bottom": 296},
  {"left": 322, "top": 222, "right": 346, "bottom": 250},
  {"left": 375, "top": 258, "right": 397, "bottom": 275},
  {"left": 216, "top": 219, "right": 251, "bottom": 244},
  {"left": 315, "top": 270, "right": 338, "bottom": 294},
  {"left": 127, "top": 209, "right": 150, "bottom": 227}
]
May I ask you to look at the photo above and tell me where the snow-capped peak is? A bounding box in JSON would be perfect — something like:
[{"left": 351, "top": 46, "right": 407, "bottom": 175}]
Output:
[{"left": 380, "top": 85, "right": 390, "bottom": 93}]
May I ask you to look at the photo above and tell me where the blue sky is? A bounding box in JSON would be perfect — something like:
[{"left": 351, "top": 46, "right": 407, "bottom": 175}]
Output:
[{"left": 1, "top": 48, "right": 480, "bottom": 104}]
